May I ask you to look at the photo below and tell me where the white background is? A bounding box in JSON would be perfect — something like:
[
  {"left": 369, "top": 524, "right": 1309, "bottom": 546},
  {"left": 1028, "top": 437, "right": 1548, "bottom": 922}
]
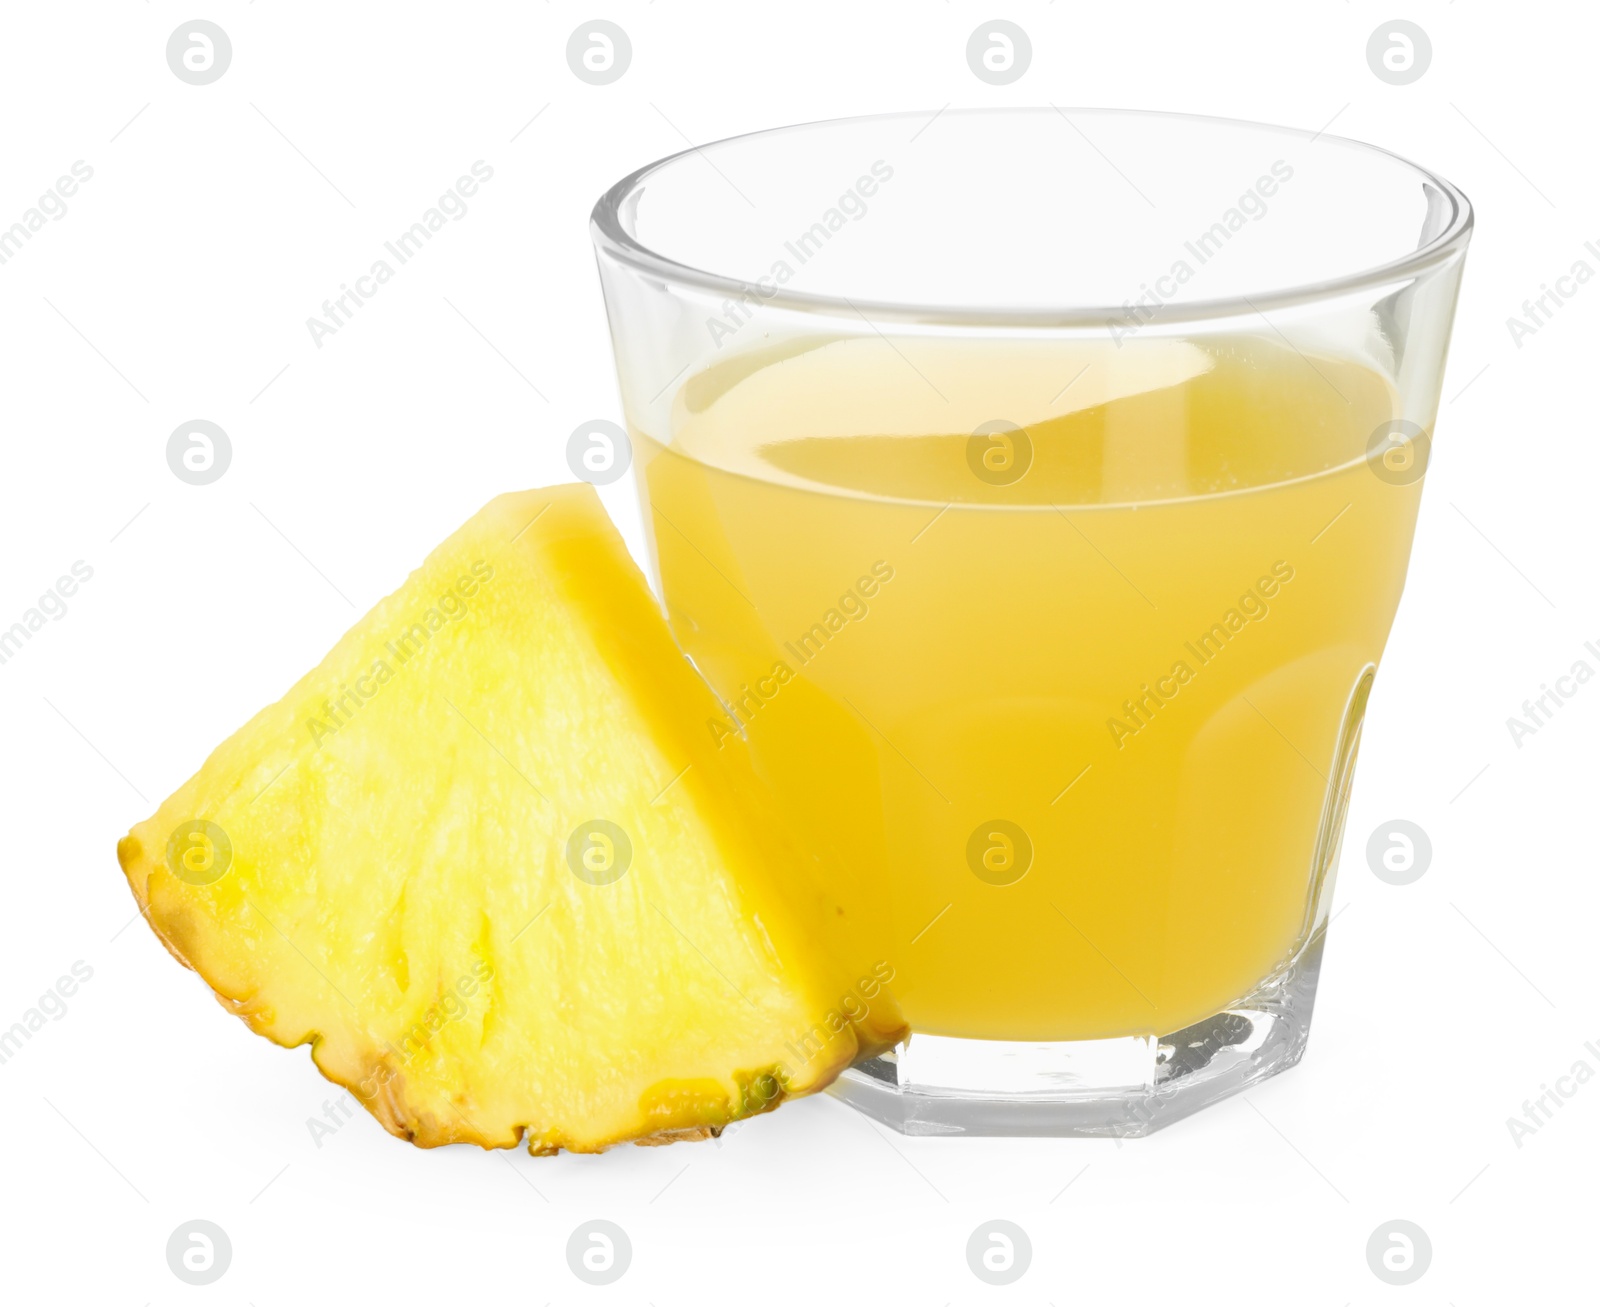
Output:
[{"left": 1, "top": 2, "right": 1594, "bottom": 1303}]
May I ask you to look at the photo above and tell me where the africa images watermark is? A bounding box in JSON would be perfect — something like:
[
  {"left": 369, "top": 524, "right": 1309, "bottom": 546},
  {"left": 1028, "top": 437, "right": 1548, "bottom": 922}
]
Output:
[
  {"left": 1108, "top": 160, "right": 1295, "bottom": 345},
  {"left": 1505, "top": 1036, "right": 1600, "bottom": 1149},
  {"left": 306, "top": 958, "right": 494, "bottom": 1147},
  {"left": 0, "top": 161, "right": 94, "bottom": 269},
  {"left": 1504, "top": 239, "right": 1600, "bottom": 348},
  {"left": 1106, "top": 562, "right": 1295, "bottom": 748},
  {"left": 306, "top": 161, "right": 495, "bottom": 348},
  {"left": 0, "top": 560, "right": 95, "bottom": 669},
  {"left": 704, "top": 160, "right": 895, "bottom": 348},
  {"left": 1504, "top": 636, "right": 1600, "bottom": 749},
  {"left": 781, "top": 961, "right": 897, "bottom": 1082},
  {"left": 0, "top": 960, "right": 94, "bottom": 1068},
  {"left": 304, "top": 561, "right": 494, "bottom": 747},
  {"left": 706, "top": 561, "right": 895, "bottom": 747}
]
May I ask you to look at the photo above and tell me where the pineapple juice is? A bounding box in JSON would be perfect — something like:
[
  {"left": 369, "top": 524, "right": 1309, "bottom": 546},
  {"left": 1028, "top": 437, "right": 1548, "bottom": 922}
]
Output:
[{"left": 634, "top": 333, "right": 1417, "bottom": 1042}]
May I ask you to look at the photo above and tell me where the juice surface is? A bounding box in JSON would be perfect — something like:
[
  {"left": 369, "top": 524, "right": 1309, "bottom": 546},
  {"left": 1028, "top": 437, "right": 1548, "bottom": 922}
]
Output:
[{"left": 635, "top": 334, "right": 1417, "bottom": 1041}]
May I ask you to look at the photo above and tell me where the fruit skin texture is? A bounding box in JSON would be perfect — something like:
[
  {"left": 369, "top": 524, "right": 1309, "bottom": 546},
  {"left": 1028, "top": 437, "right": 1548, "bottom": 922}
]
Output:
[{"left": 117, "top": 484, "right": 904, "bottom": 1154}]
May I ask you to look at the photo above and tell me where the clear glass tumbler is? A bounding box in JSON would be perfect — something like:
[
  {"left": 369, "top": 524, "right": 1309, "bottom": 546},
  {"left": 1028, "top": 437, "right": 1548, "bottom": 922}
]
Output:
[{"left": 590, "top": 109, "right": 1471, "bottom": 1136}]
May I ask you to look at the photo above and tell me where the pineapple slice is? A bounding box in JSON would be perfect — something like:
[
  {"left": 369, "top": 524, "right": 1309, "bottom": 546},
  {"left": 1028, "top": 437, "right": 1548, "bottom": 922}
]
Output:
[{"left": 117, "top": 485, "right": 903, "bottom": 1153}]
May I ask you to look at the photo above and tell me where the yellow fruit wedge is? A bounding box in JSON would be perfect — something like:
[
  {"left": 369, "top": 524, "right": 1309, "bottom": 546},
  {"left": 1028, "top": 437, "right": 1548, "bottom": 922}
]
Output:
[{"left": 117, "top": 485, "right": 904, "bottom": 1154}]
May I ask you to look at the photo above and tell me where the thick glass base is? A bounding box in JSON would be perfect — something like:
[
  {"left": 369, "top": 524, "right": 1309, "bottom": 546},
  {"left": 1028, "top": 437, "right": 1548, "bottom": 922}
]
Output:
[{"left": 829, "top": 926, "right": 1324, "bottom": 1138}]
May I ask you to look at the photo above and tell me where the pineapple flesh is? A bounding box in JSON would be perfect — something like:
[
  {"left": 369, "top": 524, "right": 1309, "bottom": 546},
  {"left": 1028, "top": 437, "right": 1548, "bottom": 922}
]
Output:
[{"left": 117, "top": 485, "right": 904, "bottom": 1154}]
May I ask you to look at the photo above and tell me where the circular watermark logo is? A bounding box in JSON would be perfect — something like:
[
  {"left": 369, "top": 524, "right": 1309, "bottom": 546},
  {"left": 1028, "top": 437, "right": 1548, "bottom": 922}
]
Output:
[
  {"left": 566, "top": 419, "right": 632, "bottom": 485},
  {"left": 966, "top": 1219, "right": 1031, "bottom": 1285},
  {"left": 966, "top": 420, "right": 1032, "bottom": 487},
  {"left": 566, "top": 820, "right": 632, "bottom": 886},
  {"left": 167, "top": 1219, "right": 232, "bottom": 1285},
  {"left": 165, "top": 820, "right": 233, "bottom": 887},
  {"left": 1366, "top": 819, "right": 1431, "bottom": 886},
  {"left": 1365, "top": 419, "right": 1430, "bottom": 486},
  {"left": 966, "top": 820, "right": 1033, "bottom": 886},
  {"left": 566, "top": 21, "right": 632, "bottom": 85},
  {"left": 1366, "top": 1219, "right": 1431, "bottom": 1285},
  {"left": 167, "top": 420, "right": 232, "bottom": 485},
  {"left": 567, "top": 1219, "right": 631, "bottom": 1285},
  {"left": 166, "top": 21, "right": 232, "bottom": 85},
  {"left": 966, "top": 21, "right": 1032, "bottom": 85},
  {"left": 1366, "top": 21, "right": 1432, "bottom": 85}
]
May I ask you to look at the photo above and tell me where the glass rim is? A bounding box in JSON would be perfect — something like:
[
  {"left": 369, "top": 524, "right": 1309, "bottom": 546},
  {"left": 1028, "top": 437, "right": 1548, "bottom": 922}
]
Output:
[{"left": 590, "top": 106, "right": 1474, "bottom": 331}]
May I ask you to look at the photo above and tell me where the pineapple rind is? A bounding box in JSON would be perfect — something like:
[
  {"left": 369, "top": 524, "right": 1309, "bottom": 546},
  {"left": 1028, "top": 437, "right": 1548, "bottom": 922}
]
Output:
[{"left": 118, "top": 485, "right": 904, "bottom": 1153}]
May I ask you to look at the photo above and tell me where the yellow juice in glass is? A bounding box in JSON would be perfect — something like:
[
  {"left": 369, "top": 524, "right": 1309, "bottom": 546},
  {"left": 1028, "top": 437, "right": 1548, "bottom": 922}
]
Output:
[{"left": 635, "top": 334, "right": 1416, "bottom": 1042}]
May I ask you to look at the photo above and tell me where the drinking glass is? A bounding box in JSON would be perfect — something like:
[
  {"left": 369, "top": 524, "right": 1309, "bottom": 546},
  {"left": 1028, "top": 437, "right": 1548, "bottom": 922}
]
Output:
[{"left": 590, "top": 109, "right": 1471, "bottom": 1136}]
